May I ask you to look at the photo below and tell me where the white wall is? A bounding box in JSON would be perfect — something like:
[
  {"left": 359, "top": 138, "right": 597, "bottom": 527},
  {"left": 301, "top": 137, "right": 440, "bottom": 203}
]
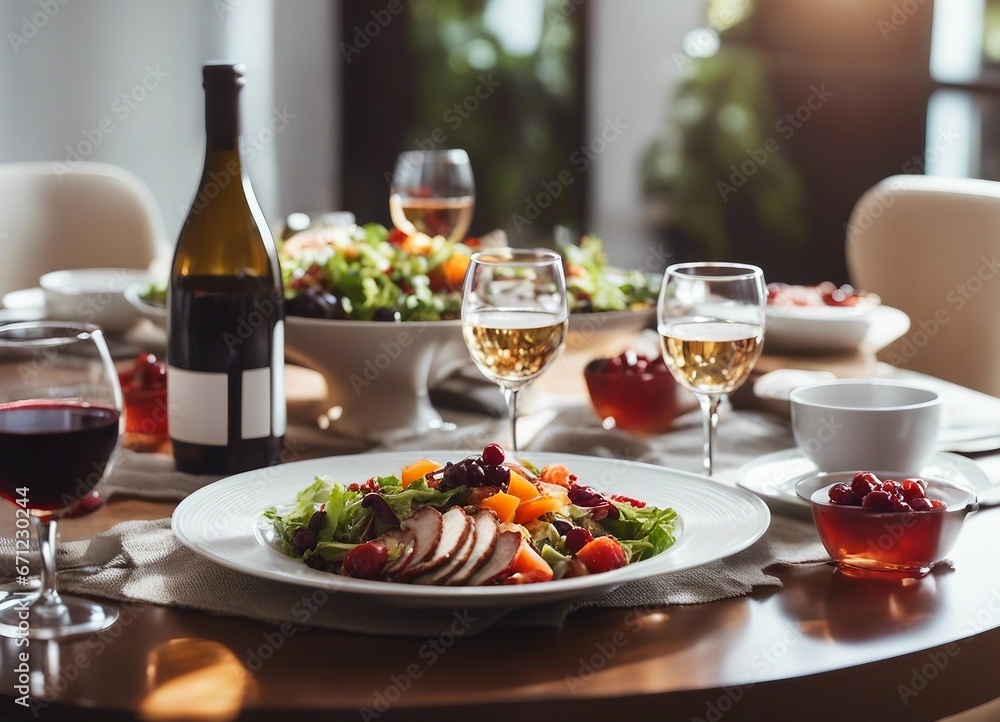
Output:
[
  {"left": 1, "top": 0, "right": 694, "bottom": 270},
  {"left": 273, "top": 1, "right": 339, "bottom": 218},
  {"left": 0, "top": 0, "right": 337, "bottom": 250},
  {"left": 587, "top": 0, "right": 705, "bottom": 268}
]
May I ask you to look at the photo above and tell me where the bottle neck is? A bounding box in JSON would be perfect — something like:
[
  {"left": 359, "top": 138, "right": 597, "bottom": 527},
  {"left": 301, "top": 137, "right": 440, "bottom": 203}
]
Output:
[{"left": 204, "top": 86, "right": 242, "bottom": 155}]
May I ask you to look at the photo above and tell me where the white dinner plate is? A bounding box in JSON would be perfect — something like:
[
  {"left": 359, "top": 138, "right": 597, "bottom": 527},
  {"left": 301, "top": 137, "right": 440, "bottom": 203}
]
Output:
[
  {"left": 764, "top": 304, "right": 909, "bottom": 354},
  {"left": 173, "top": 451, "right": 770, "bottom": 608},
  {"left": 737, "top": 448, "right": 991, "bottom": 521}
]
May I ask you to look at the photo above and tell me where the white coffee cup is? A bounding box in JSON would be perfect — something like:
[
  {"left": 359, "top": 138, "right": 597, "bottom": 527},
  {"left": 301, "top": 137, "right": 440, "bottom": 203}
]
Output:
[{"left": 789, "top": 380, "right": 942, "bottom": 472}]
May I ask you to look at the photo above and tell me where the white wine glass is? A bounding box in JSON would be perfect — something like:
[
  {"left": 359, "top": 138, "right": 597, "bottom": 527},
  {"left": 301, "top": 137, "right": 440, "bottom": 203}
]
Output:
[
  {"left": 658, "top": 262, "right": 766, "bottom": 476},
  {"left": 462, "top": 249, "right": 568, "bottom": 451},
  {"left": 0, "top": 321, "right": 123, "bottom": 639},
  {"left": 389, "top": 149, "right": 475, "bottom": 242}
]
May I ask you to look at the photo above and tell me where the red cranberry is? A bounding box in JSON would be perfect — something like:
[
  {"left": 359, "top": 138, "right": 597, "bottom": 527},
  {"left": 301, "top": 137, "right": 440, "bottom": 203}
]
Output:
[
  {"left": 828, "top": 483, "right": 861, "bottom": 506},
  {"left": 909, "top": 497, "right": 933, "bottom": 512},
  {"left": 564, "top": 527, "right": 594, "bottom": 555},
  {"left": 881, "top": 480, "right": 903, "bottom": 495},
  {"left": 891, "top": 496, "right": 913, "bottom": 512},
  {"left": 851, "top": 471, "right": 880, "bottom": 499},
  {"left": 900, "top": 479, "right": 926, "bottom": 501},
  {"left": 861, "top": 490, "right": 895, "bottom": 511},
  {"left": 481, "top": 443, "right": 505, "bottom": 466}
]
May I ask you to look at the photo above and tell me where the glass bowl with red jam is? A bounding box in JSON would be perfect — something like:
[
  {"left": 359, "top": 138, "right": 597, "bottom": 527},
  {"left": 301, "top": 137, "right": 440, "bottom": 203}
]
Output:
[
  {"left": 117, "top": 353, "right": 168, "bottom": 452},
  {"left": 797, "top": 471, "right": 978, "bottom": 579},
  {"left": 584, "top": 351, "right": 677, "bottom": 434}
]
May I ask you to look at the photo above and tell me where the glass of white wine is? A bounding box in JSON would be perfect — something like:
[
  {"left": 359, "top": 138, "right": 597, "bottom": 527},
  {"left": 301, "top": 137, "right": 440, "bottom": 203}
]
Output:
[
  {"left": 389, "top": 149, "right": 475, "bottom": 242},
  {"left": 658, "top": 262, "right": 766, "bottom": 476},
  {"left": 462, "top": 248, "right": 568, "bottom": 451}
]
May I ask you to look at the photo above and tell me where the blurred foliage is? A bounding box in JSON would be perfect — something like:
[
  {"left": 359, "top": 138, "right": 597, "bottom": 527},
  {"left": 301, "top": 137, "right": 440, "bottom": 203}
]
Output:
[
  {"left": 405, "top": 0, "right": 582, "bottom": 241},
  {"left": 641, "top": 3, "right": 807, "bottom": 259}
]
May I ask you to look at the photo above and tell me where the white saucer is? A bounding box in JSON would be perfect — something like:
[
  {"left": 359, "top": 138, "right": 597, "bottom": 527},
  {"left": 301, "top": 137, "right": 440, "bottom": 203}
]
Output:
[
  {"left": 0, "top": 287, "right": 47, "bottom": 323},
  {"left": 1, "top": 287, "right": 46, "bottom": 311},
  {"left": 737, "top": 447, "right": 992, "bottom": 520}
]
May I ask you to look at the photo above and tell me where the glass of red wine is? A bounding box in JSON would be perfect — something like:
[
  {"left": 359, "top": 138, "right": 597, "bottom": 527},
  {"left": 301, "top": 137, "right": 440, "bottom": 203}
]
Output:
[{"left": 0, "top": 322, "right": 122, "bottom": 639}]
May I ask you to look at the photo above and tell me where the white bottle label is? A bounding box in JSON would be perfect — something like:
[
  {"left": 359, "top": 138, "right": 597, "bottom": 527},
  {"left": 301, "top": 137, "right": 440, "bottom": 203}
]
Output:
[
  {"left": 241, "top": 368, "right": 271, "bottom": 439},
  {"left": 272, "top": 320, "right": 287, "bottom": 436},
  {"left": 168, "top": 366, "right": 229, "bottom": 445},
  {"left": 169, "top": 356, "right": 283, "bottom": 445}
]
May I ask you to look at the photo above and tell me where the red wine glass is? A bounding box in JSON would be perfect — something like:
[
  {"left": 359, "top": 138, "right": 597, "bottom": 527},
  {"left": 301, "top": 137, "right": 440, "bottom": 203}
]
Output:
[{"left": 0, "top": 322, "right": 122, "bottom": 639}]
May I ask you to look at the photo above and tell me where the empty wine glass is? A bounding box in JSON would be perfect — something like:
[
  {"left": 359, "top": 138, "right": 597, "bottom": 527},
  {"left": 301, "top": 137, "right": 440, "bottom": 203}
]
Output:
[
  {"left": 0, "top": 322, "right": 122, "bottom": 639},
  {"left": 462, "top": 249, "right": 568, "bottom": 451},
  {"left": 389, "top": 149, "right": 475, "bottom": 241},
  {"left": 658, "top": 263, "right": 766, "bottom": 476}
]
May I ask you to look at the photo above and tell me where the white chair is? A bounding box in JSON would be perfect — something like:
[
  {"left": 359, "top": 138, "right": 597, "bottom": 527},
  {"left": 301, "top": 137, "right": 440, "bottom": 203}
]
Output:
[
  {"left": 0, "top": 162, "right": 167, "bottom": 297},
  {"left": 846, "top": 175, "right": 1000, "bottom": 396}
]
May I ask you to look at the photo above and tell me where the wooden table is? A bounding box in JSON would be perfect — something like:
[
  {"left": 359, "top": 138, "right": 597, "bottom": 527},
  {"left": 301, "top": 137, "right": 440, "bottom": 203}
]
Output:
[{"left": 3, "top": 491, "right": 1000, "bottom": 721}]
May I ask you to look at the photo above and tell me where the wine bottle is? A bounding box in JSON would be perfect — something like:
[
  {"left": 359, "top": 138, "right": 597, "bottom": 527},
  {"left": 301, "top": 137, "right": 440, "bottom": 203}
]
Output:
[{"left": 167, "top": 63, "right": 285, "bottom": 474}]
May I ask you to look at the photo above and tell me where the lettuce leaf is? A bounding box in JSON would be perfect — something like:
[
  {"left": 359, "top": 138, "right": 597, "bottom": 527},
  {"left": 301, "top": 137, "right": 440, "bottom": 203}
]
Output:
[
  {"left": 379, "top": 477, "right": 468, "bottom": 519},
  {"left": 598, "top": 502, "right": 679, "bottom": 562}
]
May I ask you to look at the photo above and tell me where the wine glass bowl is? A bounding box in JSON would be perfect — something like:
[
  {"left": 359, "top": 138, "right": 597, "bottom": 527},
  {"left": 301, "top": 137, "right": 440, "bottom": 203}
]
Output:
[
  {"left": 0, "top": 321, "right": 122, "bottom": 639},
  {"left": 461, "top": 248, "right": 568, "bottom": 450},
  {"left": 390, "top": 149, "right": 475, "bottom": 242},
  {"left": 658, "top": 262, "right": 766, "bottom": 475}
]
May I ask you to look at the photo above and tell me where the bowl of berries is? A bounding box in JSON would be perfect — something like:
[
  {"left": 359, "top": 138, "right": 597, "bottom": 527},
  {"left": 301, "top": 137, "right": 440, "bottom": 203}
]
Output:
[
  {"left": 584, "top": 352, "right": 679, "bottom": 434},
  {"left": 797, "top": 471, "right": 978, "bottom": 579},
  {"left": 765, "top": 282, "right": 885, "bottom": 354},
  {"left": 117, "top": 352, "right": 168, "bottom": 452}
]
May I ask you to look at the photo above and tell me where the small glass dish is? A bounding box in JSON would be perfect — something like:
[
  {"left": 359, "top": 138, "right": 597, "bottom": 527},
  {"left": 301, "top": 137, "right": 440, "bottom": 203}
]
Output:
[
  {"left": 118, "top": 354, "right": 168, "bottom": 452},
  {"left": 796, "top": 473, "right": 978, "bottom": 580},
  {"left": 584, "top": 353, "right": 677, "bottom": 434}
]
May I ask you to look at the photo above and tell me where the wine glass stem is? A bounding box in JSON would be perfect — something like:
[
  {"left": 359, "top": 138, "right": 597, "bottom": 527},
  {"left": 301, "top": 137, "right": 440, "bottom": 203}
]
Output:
[
  {"left": 699, "top": 393, "right": 722, "bottom": 476},
  {"left": 504, "top": 387, "right": 519, "bottom": 452},
  {"left": 33, "top": 516, "right": 64, "bottom": 614}
]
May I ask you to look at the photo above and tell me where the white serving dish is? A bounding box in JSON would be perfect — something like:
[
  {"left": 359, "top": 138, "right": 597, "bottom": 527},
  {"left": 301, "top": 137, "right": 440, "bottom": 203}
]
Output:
[
  {"left": 39, "top": 267, "right": 149, "bottom": 334},
  {"left": 764, "top": 304, "right": 909, "bottom": 354}
]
